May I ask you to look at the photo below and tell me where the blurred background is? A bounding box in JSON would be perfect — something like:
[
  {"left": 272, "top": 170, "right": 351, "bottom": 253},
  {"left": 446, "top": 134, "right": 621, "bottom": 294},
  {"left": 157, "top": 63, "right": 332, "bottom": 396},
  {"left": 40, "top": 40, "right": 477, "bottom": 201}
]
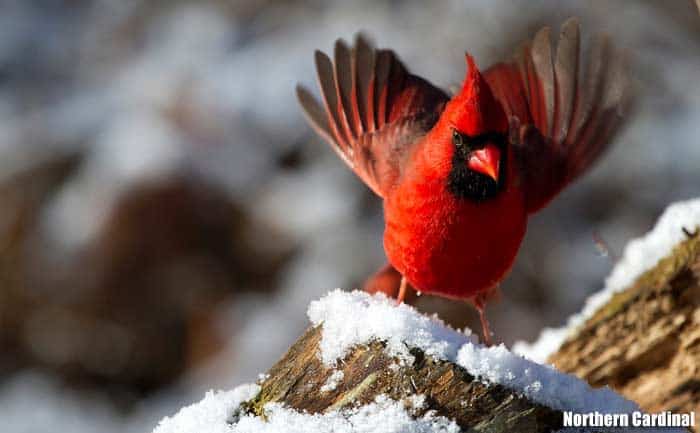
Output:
[{"left": 0, "top": 0, "right": 698, "bottom": 431}]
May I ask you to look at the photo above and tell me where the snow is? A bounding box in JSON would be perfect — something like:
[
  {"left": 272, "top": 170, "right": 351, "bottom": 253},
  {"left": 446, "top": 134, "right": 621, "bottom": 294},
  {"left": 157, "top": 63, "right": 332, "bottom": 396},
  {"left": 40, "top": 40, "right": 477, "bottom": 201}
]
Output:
[
  {"left": 513, "top": 327, "right": 572, "bottom": 364},
  {"left": 153, "top": 384, "right": 260, "bottom": 433},
  {"left": 237, "top": 395, "right": 459, "bottom": 433},
  {"left": 456, "top": 344, "right": 634, "bottom": 414},
  {"left": 156, "top": 390, "right": 459, "bottom": 433},
  {"left": 307, "top": 289, "right": 476, "bottom": 365},
  {"left": 320, "top": 370, "right": 344, "bottom": 393},
  {"left": 515, "top": 197, "right": 700, "bottom": 362},
  {"left": 605, "top": 197, "right": 700, "bottom": 297},
  {"left": 309, "top": 290, "right": 641, "bottom": 416}
]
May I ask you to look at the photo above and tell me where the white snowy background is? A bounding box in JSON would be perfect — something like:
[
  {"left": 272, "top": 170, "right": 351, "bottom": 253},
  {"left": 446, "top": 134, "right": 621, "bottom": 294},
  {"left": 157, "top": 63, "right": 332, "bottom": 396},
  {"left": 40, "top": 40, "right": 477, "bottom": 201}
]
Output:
[{"left": 0, "top": 1, "right": 699, "bottom": 432}]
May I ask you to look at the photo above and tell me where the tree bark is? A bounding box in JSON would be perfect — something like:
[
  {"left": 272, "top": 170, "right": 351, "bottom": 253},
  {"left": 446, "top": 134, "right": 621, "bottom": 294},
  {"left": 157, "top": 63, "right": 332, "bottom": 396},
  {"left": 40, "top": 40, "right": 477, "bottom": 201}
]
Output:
[{"left": 549, "top": 229, "right": 700, "bottom": 429}]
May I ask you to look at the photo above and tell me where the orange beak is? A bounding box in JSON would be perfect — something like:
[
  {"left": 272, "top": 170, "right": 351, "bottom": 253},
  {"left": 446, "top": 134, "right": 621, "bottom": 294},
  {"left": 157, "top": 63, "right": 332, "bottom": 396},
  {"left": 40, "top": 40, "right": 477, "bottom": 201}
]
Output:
[{"left": 467, "top": 144, "right": 501, "bottom": 182}]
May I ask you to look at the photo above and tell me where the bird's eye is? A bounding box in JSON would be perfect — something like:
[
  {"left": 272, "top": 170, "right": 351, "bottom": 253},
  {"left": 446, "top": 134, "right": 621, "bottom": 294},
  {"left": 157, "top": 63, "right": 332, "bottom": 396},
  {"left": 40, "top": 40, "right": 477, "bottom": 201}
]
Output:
[{"left": 452, "top": 129, "right": 463, "bottom": 147}]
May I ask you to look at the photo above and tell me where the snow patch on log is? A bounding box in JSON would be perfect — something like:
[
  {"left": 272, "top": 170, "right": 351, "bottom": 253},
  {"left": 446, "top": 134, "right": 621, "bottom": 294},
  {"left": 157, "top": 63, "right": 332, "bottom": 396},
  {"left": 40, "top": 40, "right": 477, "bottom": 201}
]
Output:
[
  {"left": 237, "top": 394, "right": 460, "bottom": 433},
  {"left": 307, "top": 289, "right": 476, "bottom": 365},
  {"left": 309, "top": 290, "right": 639, "bottom": 415},
  {"left": 155, "top": 386, "right": 459, "bottom": 433},
  {"left": 320, "top": 369, "right": 344, "bottom": 393},
  {"left": 515, "top": 197, "right": 700, "bottom": 362},
  {"left": 457, "top": 344, "right": 631, "bottom": 414},
  {"left": 153, "top": 384, "right": 260, "bottom": 433}
]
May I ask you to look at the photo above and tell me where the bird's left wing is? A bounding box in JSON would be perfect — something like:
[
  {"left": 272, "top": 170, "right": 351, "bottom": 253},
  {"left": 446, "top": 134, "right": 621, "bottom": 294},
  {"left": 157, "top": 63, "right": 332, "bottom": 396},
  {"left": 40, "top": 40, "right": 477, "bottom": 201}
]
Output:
[
  {"left": 485, "top": 18, "right": 631, "bottom": 213},
  {"left": 297, "top": 36, "right": 449, "bottom": 197}
]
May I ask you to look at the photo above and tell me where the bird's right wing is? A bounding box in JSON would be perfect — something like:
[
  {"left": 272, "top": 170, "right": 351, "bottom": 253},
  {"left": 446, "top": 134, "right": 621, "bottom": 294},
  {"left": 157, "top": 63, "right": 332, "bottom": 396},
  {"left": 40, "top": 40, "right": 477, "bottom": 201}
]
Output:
[{"left": 297, "top": 36, "right": 449, "bottom": 197}]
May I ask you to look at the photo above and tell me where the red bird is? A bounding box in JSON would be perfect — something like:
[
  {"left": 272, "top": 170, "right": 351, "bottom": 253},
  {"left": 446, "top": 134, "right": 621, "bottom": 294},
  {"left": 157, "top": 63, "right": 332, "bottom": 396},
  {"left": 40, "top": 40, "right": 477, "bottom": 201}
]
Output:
[{"left": 297, "top": 18, "right": 629, "bottom": 344}]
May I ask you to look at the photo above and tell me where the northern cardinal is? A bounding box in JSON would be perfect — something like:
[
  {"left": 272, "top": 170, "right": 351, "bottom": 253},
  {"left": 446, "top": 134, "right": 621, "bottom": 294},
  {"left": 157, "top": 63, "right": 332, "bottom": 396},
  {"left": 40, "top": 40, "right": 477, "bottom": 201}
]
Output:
[{"left": 296, "top": 18, "right": 629, "bottom": 344}]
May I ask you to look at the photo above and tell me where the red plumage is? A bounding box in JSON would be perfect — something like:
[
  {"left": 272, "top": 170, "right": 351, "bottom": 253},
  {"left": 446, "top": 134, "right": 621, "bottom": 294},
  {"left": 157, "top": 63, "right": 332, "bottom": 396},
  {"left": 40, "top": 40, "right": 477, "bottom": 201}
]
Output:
[
  {"left": 297, "top": 18, "right": 630, "bottom": 343},
  {"left": 383, "top": 56, "right": 524, "bottom": 302}
]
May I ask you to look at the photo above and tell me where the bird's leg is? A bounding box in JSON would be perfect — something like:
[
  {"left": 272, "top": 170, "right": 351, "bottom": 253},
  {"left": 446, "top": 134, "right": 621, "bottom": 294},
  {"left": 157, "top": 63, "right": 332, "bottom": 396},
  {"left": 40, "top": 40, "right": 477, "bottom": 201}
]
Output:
[
  {"left": 396, "top": 276, "right": 408, "bottom": 305},
  {"left": 473, "top": 291, "right": 494, "bottom": 346},
  {"left": 476, "top": 305, "right": 493, "bottom": 346}
]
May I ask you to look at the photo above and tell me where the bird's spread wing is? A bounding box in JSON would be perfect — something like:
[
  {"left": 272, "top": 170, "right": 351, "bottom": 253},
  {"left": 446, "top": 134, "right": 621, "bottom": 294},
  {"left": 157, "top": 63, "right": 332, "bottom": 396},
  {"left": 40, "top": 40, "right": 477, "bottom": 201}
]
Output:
[
  {"left": 485, "top": 18, "right": 631, "bottom": 213},
  {"left": 297, "top": 36, "right": 449, "bottom": 197}
]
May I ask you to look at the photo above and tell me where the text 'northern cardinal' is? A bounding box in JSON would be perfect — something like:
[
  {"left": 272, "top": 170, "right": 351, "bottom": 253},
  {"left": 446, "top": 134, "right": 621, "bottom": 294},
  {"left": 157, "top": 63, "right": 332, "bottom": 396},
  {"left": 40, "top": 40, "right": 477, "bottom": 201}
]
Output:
[{"left": 297, "top": 18, "right": 630, "bottom": 344}]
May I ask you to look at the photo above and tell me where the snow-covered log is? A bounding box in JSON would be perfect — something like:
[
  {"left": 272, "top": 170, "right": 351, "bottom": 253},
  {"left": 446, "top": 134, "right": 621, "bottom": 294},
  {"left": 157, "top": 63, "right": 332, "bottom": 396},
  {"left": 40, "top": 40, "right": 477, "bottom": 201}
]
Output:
[
  {"left": 529, "top": 200, "right": 700, "bottom": 422},
  {"left": 154, "top": 291, "right": 670, "bottom": 433},
  {"left": 243, "top": 323, "right": 565, "bottom": 432},
  {"left": 153, "top": 199, "right": 700, "bottom": 433}
]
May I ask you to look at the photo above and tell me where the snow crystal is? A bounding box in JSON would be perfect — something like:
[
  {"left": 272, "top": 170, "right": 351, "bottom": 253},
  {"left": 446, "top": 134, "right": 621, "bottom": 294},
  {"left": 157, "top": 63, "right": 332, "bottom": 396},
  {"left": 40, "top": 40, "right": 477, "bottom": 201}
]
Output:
[
  {"left": 307, "top": 289, "right": 476, "bottom": 365},
  {"left": 153, "top": 384, "right": 260, "bottom": 433},
  {"left": 515, "top": 197, "right": 700, "bottom": 362},
  {"left": 320, "top": 370, "right": 344, "bottom": 393},
  {"left": 406, "top": 394, "right": 427, "bottom": 410}
]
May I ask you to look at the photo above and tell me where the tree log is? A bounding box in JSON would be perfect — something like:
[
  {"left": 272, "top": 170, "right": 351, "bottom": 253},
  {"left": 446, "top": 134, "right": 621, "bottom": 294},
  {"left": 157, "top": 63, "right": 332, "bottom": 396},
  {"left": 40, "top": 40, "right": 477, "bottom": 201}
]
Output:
[
  {"left": 243, "top": 326, "right": 564, "bottom": 432},
  {"left": 549, "top": 229, "right": 700, "bottom": 429},
  {"left": 235, "top": 230, "right": 700, "bottom": 432}
]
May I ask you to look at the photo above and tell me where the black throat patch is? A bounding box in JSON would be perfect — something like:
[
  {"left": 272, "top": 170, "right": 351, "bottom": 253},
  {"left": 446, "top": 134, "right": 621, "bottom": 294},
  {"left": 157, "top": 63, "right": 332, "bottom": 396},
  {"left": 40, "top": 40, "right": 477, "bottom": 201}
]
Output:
[{"left": 447, "top": 132, "right": 507, "bottom": 202}]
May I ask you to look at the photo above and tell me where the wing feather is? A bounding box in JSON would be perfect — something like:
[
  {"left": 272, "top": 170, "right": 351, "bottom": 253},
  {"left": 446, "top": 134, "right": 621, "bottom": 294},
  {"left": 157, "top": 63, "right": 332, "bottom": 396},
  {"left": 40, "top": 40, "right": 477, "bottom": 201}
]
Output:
[
  {"left": 553, "top": 18, "right": 580, "bottom": 143},
  {"left": 298, "top": 36, "right": 449, "bottom": 197},
  {"left": 354, "top": 35, "right": 374, "bottom": 133},
  {"left": 531, "top": 26, "right": 555, "bottom": 136},
  {"left": 314, "top": 51, "right": 349, "bottom": 149},
  {"left": 375, "top": 50, "right": 393, "bottom": 129},
  {"left": 485, "top": 17, "right": 631, "bottom": 213},
  {"left": 334, "top": 40, "right": 356, "bottom": 141},
  {"left": 296, "top": 86, "right": 333, "bottom": 146}
]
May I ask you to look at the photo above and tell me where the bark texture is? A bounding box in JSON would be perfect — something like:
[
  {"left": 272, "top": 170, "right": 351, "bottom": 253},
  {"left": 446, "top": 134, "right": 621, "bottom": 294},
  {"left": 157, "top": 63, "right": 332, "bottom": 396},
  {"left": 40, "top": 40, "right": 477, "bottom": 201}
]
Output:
[{"left": 549, "top": 228, "right": 700, "bottom": 429}]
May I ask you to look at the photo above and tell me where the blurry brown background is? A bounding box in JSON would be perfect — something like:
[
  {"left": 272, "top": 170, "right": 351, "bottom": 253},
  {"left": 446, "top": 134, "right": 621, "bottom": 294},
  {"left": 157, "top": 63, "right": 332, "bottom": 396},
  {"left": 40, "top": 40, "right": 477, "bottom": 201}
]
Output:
[{"left": 0, "top": 0, "right": 698, "bottom": 431}]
